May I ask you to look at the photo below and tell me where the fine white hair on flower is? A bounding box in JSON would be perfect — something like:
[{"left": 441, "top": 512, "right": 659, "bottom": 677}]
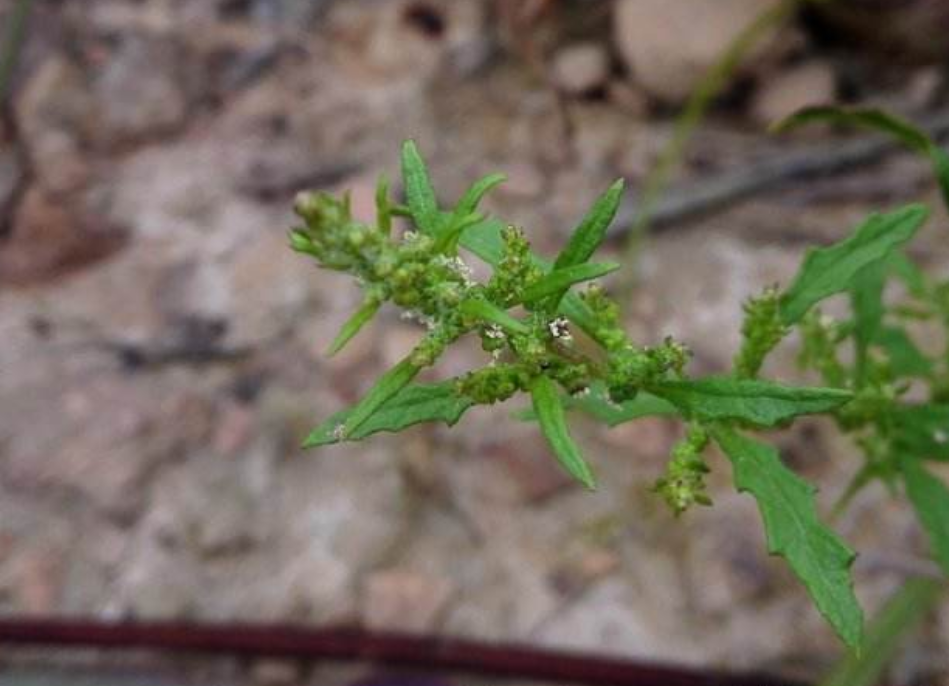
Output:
[
  {"left": 548, "top": 316, "right": 571, "bottom": 341},
  {"left": 484, "top": 324, "right": 506, "bottom": 340}
]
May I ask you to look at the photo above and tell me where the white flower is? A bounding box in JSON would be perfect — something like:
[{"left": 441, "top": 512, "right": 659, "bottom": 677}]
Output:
[{"left": 548, "top": 316, "right": 572, "bottom": 341}]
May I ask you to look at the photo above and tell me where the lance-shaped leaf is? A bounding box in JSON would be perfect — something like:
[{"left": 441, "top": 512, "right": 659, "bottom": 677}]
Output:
[
  {"left": 327, "top": 298, "right": 382, "bottom": 356},
  {"left": 320, "top": 356, "right": 422, "bottom": 443},
  {"left": 519, "top": 262, "right": 620, "bottom": 306},
  {"left": 454, "top": 173, "right": 506, "bottom": 218},
  {"left": 650, "top": 376, "right": 852, "bottom": 427},
  {"left": 530, "top": 375, "right": 597, "bottom": 489},
  {"left": 711, "top": 426, "right": 863, "bottom": 648},
  {"left": 778, "top": 204, "right": 928, "bottom": 325},
  {"left": 773, "top": 107, "right": 949, "bottom": 211},
  {"left": 459, "top": 298, "right": 531, "bottom": 335},
  {"left": 375, "top": 175, "right": 393, "bottom": 236},
  {"left": 515, "top": 382, "right": 677, "bottom": 426},
  {"left": 901, "top": 456, "right": 949, "bottom": 576},
  {"left": 850, "top": 260, "right": 887, "bottom": 384},
  {"left": 433, "top": 212, "right": 484, "bottom": 254},
  {"left": 304, "top": 381, "right": 474, "bottom": 447},
  {"left": 554, "top": 179, "right": 625, "bottom": 270},
  {"left": 458, "top": 217, "right": 603, "bottom": 345},
  {"left": 401, "top": 140, "right": 440, "bottom": 234}
]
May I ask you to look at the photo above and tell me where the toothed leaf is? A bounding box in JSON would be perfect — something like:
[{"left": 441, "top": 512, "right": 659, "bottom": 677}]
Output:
[
  {"left": 651, "top": 377, "right": 852, "bottom": 427},
  {"left": 779, "top": 205, "right": 928, "bottom": 325},
  {"left": 712, "top": 426, "right": 863, "bottom": 648},
  {"left": 304, "top": 381, "right": 474, "bottom": 447}
]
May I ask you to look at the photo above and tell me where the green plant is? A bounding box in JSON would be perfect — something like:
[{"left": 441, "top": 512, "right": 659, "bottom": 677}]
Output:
[{"left": 290, "top": 108, "right": 949, "bottom": 650}]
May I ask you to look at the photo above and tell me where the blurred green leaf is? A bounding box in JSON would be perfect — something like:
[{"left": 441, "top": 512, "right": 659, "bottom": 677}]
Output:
[
  {"left": 774, "top": 106, "right": 949, "bottom": 211},
  {"left": 779, "top": 205, "right": 928, "bottom": 325},
  {"left": 901, "top": 457, "right": 949, "bottom": 575},
  {"left": 821, "top": 577, "right": 942, "bottom": 686},
  {"left": 893, "top": 405, "right": 949, "bottom": 461},
  {"left": 875, "top": 327, "right": 933, "bottom": 377}
]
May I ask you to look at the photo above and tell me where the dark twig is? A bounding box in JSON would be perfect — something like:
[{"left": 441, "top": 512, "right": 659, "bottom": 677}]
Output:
[
  {"left": 611, "top": 109, "right": 949, "bottom": 236},
  {"left": 0, "top": 618, "right": 805, "bottom": 686}
]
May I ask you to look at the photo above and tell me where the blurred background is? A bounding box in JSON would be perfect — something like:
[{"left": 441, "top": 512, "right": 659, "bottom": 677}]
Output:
[{"left": 1, "top": 0, "right": 949, "bottom": 684}]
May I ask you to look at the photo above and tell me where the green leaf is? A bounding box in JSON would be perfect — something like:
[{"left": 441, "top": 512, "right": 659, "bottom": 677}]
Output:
[
  {"left": 401, "top": 140, "right": 440, "bottom": 234},
  {"left": 554, "top": 179, "right": 625, "bottom": 270},
  {"left": 530, "top": 375, "right": 597, "bottom": 489},
  {"left": 514, "top": 381, "right": 677, "bottom": 426},
  {"left": 650, "top": 376, "right": 852, "bottom": 428},
  {"left": 901, "top": 457, "right": 949, "bottom": 575},
  {"left": 323, "top": 356, "right": 422, "bottom": 442},
  {"left": 375, "top": 174, "right": 393, "bottom": 236},
  {"left": 773, "top": 107, "right": 949, "bottom": 211},
  {"left": 711, "top": 426, "right": 863, "bottom": 648},
  {"left": 821, "top": 578, "right": 942, "bottom": 686},
  {"left": 850, "top": 260, "right": 886, "bottom": 384},
  {"left": 568, "top": 384, "right": 677, "bottom": 426},
  {"left": 459, "top": 298, "right": 531, "bottom": 335},
  {"left": 892, "top": 405, "right": 949, "bottom": 461},
  {"left": 519, "top": 262, "right": 620, "bottom": 306},
  {"left": 779, "top": 204, "right": 929, "bottom": 325},
  {"left": 889, "top": 252, "right": 930, "bottom": 300},
  {"left": 303, "top": 381, "right": 473, "bottom": 447},
  {"left": 433, "top": 212, "right": 484, "bottom": 254},
  {"left": 458, "top": 217, "right": 605, "bottom": 346},
  {"left": 327, "top": 298, "right": 382, "bottom": 356},
  {"left": 454, "top": 173, "right": 506, "bottom": 218},
  {"left": 874, "top": 327, "right": 933, "bottom": 377}
]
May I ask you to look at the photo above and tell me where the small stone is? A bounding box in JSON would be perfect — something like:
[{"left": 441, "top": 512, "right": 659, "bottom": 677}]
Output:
[
  {"left": 607, "top": 80, "right": 649, "bottom": 118},
  {"left": 905, "top": 67, "right": 944, "bottom": 109},
  {"left": 551, "top": 42, "right": 610, "bottom": 96},
  {"left": 12, "top": 549, "right": 62, "bottom": 615},
  {"left": 361, "top": 569, "right": 453, "bottom": 632},
  {"left": 751, "top": 61, "right": 837, "bottom": 128},
  {"left": 0, "top": 187, "right": 125, "bottom": 286},
  {"left": 251, "top": 659, "right": 302, "bottom": 686},
  {"left": 212, "top": 401, "right": 257, "bottom": 456},
  {"left": 613, "top": 0, "right": 796, "bottom": 104},
  {"left": 89, "top": 35, "right": 193, "bottom": 146}
]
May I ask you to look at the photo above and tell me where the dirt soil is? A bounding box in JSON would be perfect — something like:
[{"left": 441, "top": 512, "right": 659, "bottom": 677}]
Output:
[{"left": 1, "top": 1, "right": 949, "bottom": 685}]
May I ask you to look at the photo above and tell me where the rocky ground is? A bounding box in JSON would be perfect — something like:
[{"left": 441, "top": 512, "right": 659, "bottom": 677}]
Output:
[{"left": 1, "top": 0, "right": 949, "bottom": 684}]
